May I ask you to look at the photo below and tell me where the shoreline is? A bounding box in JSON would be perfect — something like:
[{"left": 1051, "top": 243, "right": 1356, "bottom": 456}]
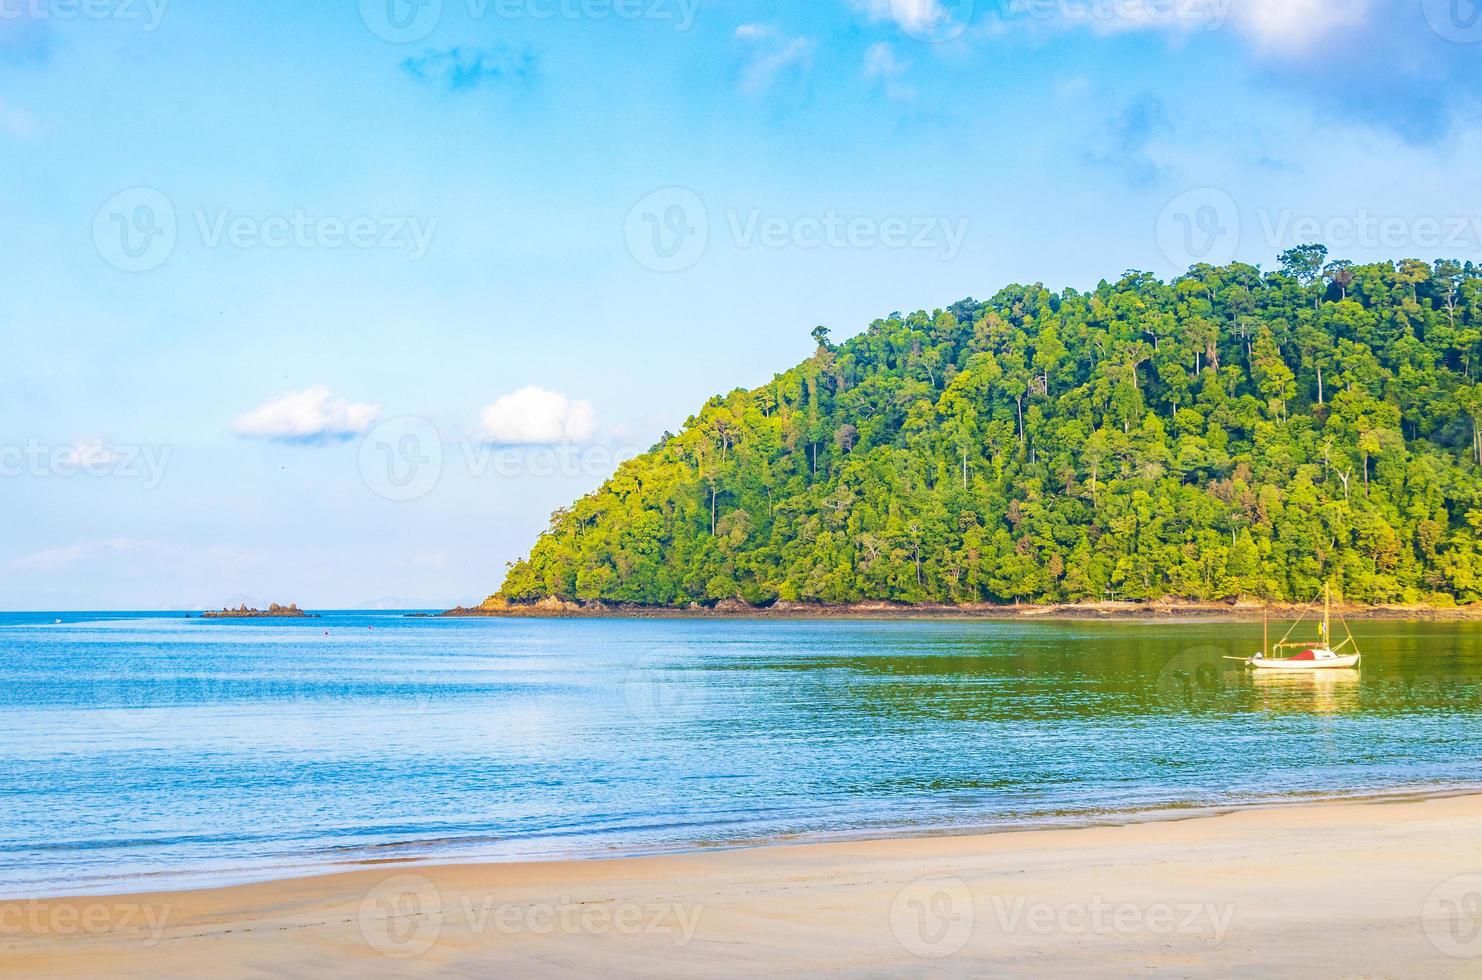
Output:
[
  {"left": 8, "top": 782, "right": 1482, "bottom": 903},
  {"left": 446, "top": 598, "right": 1482, "bottom": 621},
  {"left": 6, "top": 792, "right": 1482, "bottom": 976}
]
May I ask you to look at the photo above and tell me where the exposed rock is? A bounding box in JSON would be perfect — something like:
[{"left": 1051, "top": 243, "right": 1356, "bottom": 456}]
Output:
[{"left": 201, "top": 603, "right": 315, "bottom": 619}]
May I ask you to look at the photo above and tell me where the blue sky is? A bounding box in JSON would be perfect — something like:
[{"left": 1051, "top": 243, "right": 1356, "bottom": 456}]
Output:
[{"left": 2, "top": 0, "right": 1480, "bottom": 609}]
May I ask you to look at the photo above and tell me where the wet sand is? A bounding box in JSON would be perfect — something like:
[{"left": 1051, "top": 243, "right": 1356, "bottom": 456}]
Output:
[{"left": 5, "top": 793, "right": 1482, "bottom": 977}]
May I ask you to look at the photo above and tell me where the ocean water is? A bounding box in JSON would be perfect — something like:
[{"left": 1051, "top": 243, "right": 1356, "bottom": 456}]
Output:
[{"left": 3, "top": 611, "right": 1482, "bottom": 897}]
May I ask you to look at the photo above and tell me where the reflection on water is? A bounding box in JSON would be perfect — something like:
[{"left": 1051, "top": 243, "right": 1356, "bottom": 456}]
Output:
[
  {"left": 1248, "top": 670, "right": 1362, "bottom": 715},
  {"left": 1, "top": 612, "right": 1481, "bottom": 896}
]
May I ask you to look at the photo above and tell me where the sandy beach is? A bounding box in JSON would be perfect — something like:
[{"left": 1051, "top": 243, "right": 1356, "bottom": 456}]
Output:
[{"left": 5, "top": 793, "right": 1482, "bottom": 978}]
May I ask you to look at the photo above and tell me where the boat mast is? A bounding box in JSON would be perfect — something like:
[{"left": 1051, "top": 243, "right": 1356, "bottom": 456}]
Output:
[{"left": 1323, "top": 582, "right": 1330, "bottom": 647}]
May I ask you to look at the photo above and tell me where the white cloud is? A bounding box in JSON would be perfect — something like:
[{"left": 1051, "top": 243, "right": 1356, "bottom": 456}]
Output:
[
  {"left": 232, "top": 386, "right": 380, "bottom": 443},
  {"left": 9, "top": 538, "right": 157, "bottom": 572},
  {"left": 886, "top": 0, "right": 948, "bottom": 33},
  {"left": 864, "top": 41, "right": 907, "bottom": 78},
  {"left": 1230, "top": 0, "right": 1370, "bottom": 53},
  {"left": 0, "top": 98, "right": 38, "bottom": 140},
  {"left": 864, "top": 42, "right": 916, "bottom": 100},
  {"left": 734, "top": 23, "right": 776, "bottom": 40},
  {"left": 848, "top": 0, "right": 939, "bottom": 29},
  {"left": 845, "top": 0, "right": 1371, "bottom": 56},
  {"left": 56, "top": 437, "right": 125, "bottom": 469},
  {"left": 478, "top": 386, "right": 596, "bottom": 445},
  {"left": 736, "top": 24, "right": 814, "bottom": 94}
]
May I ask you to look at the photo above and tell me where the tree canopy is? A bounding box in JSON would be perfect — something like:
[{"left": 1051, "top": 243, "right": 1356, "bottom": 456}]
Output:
[{"left": 492, "top": 254, "right": 1482, "bottom": 608}]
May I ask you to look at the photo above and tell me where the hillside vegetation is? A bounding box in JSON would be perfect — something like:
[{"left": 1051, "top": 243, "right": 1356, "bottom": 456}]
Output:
[{"left": 493, "top": 249, "right": 1482, "bottom": 608}]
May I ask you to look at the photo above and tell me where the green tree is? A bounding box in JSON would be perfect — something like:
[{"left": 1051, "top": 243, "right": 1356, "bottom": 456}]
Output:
[{"left": 491, "top": 254, "right": 1482, "bottom": 610}]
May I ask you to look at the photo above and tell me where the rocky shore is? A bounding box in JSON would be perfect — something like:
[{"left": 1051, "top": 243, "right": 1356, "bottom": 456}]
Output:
[{"left": 442, "top": 596, "right": 1482, "bottom": 621}]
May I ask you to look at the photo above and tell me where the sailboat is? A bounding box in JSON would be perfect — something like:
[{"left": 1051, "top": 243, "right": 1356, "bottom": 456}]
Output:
[{"left": 1242, "top": 584, "right": 1362, "bottom": 671}]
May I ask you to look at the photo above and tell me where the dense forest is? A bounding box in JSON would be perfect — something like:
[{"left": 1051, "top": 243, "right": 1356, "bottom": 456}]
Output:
[{"left": 492, "top": 249, "right": 1482, "bottom": 608}]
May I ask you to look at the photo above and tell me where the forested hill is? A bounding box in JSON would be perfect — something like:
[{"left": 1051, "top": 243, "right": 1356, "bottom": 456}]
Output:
[{"left": 491, "top": 250, "right": 1482, "bottom": 609}]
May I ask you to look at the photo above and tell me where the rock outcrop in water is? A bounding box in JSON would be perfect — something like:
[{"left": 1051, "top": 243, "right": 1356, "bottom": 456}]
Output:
[{"left": 201, "top": 603, "right": 316, "bottom": 619}]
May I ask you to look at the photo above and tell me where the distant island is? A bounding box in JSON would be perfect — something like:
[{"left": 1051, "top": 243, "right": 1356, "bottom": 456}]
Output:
[
  {"left": 480, "top": 251, "right": 1482, "bottom": 613},
  {"left": 201, "top": 603, "right": 316, "bottom": 619}
]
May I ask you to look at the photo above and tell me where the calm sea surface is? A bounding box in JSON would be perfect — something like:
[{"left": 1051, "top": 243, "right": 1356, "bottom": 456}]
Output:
[{"left": 3, "top": 612, "right": 1482, "bottom": 897}]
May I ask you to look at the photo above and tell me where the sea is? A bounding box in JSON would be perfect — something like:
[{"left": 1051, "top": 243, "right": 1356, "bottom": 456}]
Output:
[{"left": 3, "top": 611, "right": 1481, "bottom": 897}]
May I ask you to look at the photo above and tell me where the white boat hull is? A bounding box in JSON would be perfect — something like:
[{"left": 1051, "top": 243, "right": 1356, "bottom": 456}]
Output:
[{"left": 1248, "top": 653, "right": 1360, "bottom": 670}]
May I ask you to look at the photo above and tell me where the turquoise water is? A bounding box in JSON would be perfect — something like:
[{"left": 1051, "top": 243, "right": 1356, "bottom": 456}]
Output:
[{"left": 3, "top": 612, "right": 1482, "bottom": 897}]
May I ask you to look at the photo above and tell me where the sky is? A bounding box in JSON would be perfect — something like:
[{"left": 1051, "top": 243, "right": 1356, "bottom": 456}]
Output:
[{"left": 1, "top": 0, "right": 1480, "bottom": 609}]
